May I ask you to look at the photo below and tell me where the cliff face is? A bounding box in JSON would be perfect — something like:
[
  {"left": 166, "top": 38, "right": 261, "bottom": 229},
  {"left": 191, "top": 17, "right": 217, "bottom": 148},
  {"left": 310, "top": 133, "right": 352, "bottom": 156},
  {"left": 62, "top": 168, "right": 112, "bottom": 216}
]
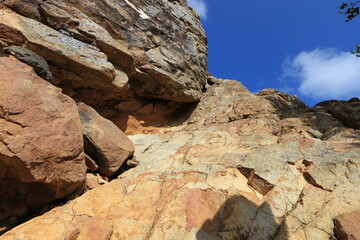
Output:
[
  {"left": 1, "top": 1, "right": 360, "bottom": 239},
  {"left": 1, "top": 0, "right": 207, "bottom": 105}
]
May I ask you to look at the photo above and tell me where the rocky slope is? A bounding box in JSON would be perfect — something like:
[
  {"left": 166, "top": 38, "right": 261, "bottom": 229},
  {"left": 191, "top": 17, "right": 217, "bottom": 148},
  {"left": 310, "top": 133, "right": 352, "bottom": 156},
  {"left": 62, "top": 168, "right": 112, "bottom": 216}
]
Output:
[{"left": 0, "top": 0, "right": 359, "bottom": 239}]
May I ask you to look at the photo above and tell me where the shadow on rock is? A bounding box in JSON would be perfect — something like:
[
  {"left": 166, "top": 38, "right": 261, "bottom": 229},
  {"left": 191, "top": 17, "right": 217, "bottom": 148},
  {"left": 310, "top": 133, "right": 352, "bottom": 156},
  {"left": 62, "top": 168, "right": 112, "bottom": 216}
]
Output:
[
  {"left": 110, "top": 100, "right": 199, "bottom": 134},
  {"left": 196, "top": 195, "right": 285, "bottom": 240}
]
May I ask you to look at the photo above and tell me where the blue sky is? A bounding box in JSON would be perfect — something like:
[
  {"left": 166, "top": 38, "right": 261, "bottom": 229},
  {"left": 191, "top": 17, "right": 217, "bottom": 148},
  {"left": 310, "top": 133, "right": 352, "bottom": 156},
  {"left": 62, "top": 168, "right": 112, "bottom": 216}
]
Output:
[{"left": 188, "top": 0, "right": 360, "bottom": 106}]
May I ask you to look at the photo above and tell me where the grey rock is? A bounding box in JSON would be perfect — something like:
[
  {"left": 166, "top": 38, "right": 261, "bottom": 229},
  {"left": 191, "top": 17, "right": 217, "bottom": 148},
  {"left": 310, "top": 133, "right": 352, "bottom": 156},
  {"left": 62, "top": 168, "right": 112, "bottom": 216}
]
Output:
[
  {"left": 4, "top": 46, "right": 52, "bottom": 81},
  {"left": 3, "top": 0, "right": 207, "bottom": 103}
]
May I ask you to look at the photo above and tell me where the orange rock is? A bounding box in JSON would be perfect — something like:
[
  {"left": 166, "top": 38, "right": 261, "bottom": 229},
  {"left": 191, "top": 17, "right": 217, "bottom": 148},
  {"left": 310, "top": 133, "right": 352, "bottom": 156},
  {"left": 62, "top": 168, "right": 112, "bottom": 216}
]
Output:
[
  {"left": 0, "top": 56, "right": 86, "bottom": 220},
  {"left": 2, "top": 80, "right": 360, "bottom": 240},
  {"left": 78, "top": 103, "right": 134, "bottom": 177},
  {"left": 76, "top": 217, "right": 113, "bottom": 240}
]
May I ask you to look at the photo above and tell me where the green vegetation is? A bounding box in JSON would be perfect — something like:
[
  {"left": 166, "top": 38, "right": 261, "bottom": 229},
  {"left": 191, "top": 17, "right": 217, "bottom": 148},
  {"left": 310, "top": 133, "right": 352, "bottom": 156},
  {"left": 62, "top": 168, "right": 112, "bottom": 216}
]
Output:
[
  {"left": 340, "top": 1, "right": 360, "bottom": 56},
  {"left": 340, "top": 1, "right": 360, "bottom": 21}
]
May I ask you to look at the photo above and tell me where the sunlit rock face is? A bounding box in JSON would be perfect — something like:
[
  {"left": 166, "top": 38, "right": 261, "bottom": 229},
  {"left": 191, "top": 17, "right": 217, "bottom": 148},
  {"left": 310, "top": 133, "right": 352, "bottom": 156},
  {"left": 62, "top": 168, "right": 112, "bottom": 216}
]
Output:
[
  {"left": 0, "top": 0, "right": 360, "bottom": 239},
  {"left": 3, "top": 80, "right": 360, "bottom": 239},
  {"left": 1, "top": 0, "right": 208, "bottom": 105}
]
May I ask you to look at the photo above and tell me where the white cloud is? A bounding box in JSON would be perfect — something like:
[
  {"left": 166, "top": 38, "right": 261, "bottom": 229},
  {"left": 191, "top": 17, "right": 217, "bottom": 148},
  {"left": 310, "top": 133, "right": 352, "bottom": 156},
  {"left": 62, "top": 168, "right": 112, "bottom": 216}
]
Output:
[
  {"left": 283, "top": 48, "right": 360, "bottom": 100},
  {"left": 188, "top": 0, "right": 208, "bottom": 20}
]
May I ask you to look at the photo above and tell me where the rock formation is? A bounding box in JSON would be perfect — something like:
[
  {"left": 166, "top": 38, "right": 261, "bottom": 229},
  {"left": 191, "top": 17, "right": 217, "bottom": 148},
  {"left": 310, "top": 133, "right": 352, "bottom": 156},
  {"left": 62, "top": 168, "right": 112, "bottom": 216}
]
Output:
[
  {"left": 0, "top": 54, "right": 86, "bottom": 221},
  {"left": 316, "top": 98, "right": 360, "bottom": 129},
  {"left": 78, "top": 102, "right": 134, "bottom": 177},
  {"left": 1, "top": 0, "right": 207, "bottom": 106},
  {"left": 0, "top": 0, "right": 359, "bottom": 239}
]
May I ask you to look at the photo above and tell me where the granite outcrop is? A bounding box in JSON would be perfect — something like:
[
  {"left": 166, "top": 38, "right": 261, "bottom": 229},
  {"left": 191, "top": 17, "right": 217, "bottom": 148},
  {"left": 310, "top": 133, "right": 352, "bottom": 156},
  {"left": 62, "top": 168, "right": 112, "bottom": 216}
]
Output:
[
  {"left": 2, "top": 80, "right": 360, "bottom": 239},
  {"left": 0, "top": 0, "right": 359, "bottom": 239}
]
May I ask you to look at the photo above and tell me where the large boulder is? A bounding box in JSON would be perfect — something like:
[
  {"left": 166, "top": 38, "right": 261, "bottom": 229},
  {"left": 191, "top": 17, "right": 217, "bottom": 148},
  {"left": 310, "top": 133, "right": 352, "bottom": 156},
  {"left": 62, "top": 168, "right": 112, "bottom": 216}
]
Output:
[
  {"left": 0, "top": 0, "right": 207, "bottom": 105},
  {"left": 78, "top": 103, "right": 135, "bottom": 177},
  {"left": 4, "top": 80, "right": 359, "bottom": 239},
  {"left": 0, "top": 55, "right": 86, "bottom": 221}
]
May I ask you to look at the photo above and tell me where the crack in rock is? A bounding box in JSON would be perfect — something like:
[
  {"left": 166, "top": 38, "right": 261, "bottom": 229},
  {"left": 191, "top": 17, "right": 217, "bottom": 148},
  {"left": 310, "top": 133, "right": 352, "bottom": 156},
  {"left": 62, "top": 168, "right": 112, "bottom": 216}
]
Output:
[{"left": 237, "top": 167, "right": 274, "bottom": 196}]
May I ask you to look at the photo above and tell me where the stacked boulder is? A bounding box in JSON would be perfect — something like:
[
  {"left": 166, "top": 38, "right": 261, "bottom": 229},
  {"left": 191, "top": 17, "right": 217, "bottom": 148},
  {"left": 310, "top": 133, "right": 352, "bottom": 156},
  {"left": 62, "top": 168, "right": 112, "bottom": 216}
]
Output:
[
  {"left": 0, "top": 0, "right": 359, "bottom": 239},
  {"left": 0, "top": 0, "right": 207, "bottom": 232}
]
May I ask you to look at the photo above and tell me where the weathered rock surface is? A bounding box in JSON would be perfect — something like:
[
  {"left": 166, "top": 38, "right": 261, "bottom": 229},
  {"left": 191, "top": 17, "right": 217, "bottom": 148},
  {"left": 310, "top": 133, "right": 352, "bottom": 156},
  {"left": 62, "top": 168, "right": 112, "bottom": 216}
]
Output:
[
  {"left": 0, "top": 0, "right": 207, "bottom": 105},
  {"left": 4, "top": 80, "right": 359, "bottom": 239},
  {"left": 3, "top": 45, "right": 52, "bottom": 80},
  {"left": 0, "top": 55, "right": 86, "bottom": 221},
  {"left": 334, "top": 210, "right": 360, "bottom": 240},
  {"left": 256, "top": 88, "right": 308, "bottom": 116},
  {"left": 316, "top": 98, "right": 360, "bottom": 129},
  {"left": 85, "top": 173, "right": 108, "bottom": 191},
  {"left": 1, "top": 0, "right": 359, "bottom": 239},
  {"left": 78, "top": 103, "right": 134, "bottom": 177}
]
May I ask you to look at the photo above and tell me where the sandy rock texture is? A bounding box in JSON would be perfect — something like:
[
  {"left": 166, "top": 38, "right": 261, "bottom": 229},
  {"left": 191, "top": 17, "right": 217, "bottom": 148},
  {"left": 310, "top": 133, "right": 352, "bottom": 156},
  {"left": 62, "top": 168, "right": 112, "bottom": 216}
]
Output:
[
  {"left": 0, "top": 55, "right": 86, "bottom": 222},
  {"left": 3, "top": 80, "right": 359, "bottom": 239}
]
